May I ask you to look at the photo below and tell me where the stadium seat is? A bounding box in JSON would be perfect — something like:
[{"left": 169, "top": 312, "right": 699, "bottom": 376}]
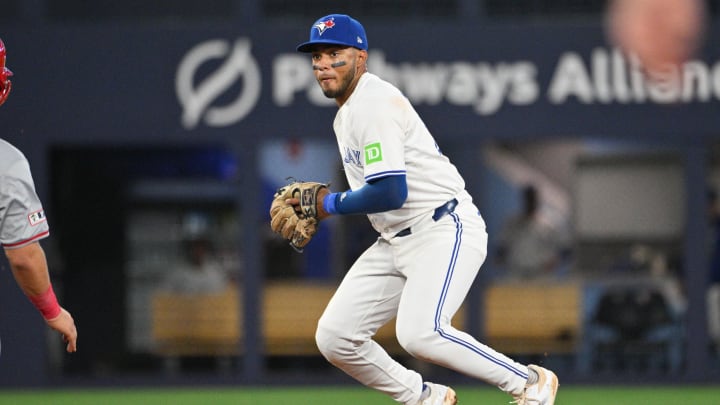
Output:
[{"left": 578, "top": 282, "right": 684, "bottom": 374}]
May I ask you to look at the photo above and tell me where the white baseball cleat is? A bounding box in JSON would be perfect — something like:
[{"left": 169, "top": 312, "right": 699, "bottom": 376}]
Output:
[
  {"left": 416, "top": 382, "right": 457, "bottom": 405},
  {"left": 512, "top": 364, "right": 559, "bottom": 404}
]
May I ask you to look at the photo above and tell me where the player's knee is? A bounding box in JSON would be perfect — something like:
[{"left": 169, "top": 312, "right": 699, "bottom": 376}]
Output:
[
  {"left": 396, "top": 325, "right": 437, "bottom": 360},
  {"left": 315, "top": 324, "right": 336, "bottom": 359},
  {"left": 399, "top": 334, "right": 437, "bottom": 361},
  {"left": 315, "top": 324, "right": 354, "bottom": 363}
]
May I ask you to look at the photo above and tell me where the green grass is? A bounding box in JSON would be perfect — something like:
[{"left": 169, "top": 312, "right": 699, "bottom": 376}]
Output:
[{"left": 0, "top": 385, "right": 719, "bottom": 405}]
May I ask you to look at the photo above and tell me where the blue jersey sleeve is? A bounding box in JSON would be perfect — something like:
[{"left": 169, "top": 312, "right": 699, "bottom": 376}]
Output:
[{"left": 323, "top": 175, "right": 407, "bottom": 215}]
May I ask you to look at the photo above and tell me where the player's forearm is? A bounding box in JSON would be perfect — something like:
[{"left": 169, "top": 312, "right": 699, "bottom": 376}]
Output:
[
  {"left": 5, "top": 242, "right": 52, "bottom": 295},
  {"left": 5, "top": 242, "right": 61, "bottom": 319},
  {"left": 323, "top": 174, "right": 408, "bottom": 215}
]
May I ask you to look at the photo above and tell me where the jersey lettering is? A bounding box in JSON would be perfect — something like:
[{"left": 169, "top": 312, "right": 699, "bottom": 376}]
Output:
[{"left": 342, "top": 146, "right": 363, "bottom": 167}]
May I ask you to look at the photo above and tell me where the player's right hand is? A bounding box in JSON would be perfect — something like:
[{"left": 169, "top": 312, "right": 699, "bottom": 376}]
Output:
[{"left": 46, "top": 307, "right": 78, "bottom": 353}]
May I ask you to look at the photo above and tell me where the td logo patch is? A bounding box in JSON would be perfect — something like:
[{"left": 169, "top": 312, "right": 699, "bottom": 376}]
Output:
[{"left": 364, "top": 143, "right": 383, "bottom": 164}]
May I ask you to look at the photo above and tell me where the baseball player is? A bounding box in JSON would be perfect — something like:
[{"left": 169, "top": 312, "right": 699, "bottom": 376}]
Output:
[
  {"left": 0, "top": 38, "right": 77, "bottom": 353},
  {"left": 290, "top": 14, "right": 558, "bottom": 405}
]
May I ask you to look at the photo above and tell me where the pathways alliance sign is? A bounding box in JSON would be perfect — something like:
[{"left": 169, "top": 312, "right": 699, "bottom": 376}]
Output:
[{"left": 177, "top": 38, "right": 720, "bottom": 129}]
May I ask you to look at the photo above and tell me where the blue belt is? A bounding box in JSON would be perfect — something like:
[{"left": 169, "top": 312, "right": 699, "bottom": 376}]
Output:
[{"left": 395, "top": 198, "right": 458, "bottom": 238}]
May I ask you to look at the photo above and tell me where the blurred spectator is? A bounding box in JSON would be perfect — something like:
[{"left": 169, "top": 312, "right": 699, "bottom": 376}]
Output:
[
  {"left": 495, "top": 184, "right": 571, "bottom": 279},
  {"left": 161, "top": 213, "right": 228, "bottom": 294},
  {"left": 606, "top": 0, "right": 705, "bottom": 76}
]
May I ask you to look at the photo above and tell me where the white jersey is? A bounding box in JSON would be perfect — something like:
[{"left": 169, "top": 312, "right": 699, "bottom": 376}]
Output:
[{"left": 333, "top": 72, "right": 466, "bottom": 238}]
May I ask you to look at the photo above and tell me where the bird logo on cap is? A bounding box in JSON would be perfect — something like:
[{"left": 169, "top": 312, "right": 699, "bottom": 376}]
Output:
[{"left": 313, "top": 18, "right": 336, "bottom": 36}]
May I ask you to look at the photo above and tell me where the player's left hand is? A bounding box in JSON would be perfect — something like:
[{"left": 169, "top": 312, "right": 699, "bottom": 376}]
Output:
[
  {"left": 269, "top": 181, "right": 330, "bottom": 252},
  {"left": 46, "top": 307, "right": 78, "bottom": 353}
]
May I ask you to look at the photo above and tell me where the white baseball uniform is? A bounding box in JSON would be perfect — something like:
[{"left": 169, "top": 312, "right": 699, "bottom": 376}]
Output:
[
  {"left": 315, "top": 73, "right": 530, "bottom": 404},
  {"left": 0, "top": 139, "right": 49, "bottom": 249}
]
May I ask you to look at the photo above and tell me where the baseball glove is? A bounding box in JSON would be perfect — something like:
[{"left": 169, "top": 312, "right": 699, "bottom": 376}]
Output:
[{"left": 269, "top": 180, "right": 329, "bottom": 252}]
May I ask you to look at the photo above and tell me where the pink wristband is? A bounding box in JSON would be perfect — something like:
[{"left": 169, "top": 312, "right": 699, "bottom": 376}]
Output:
[{"left": 28, "top": 285, "right": 62, "bottom": 320}]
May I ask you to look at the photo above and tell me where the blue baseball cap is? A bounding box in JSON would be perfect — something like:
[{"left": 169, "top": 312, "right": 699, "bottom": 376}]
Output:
[{"left": 296, "top": 14, "right": 368, "bottom": 53}]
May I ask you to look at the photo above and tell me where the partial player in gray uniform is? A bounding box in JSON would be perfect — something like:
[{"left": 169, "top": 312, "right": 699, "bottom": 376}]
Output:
[
  {"left": 0, "top": 38, "right": 77, "bottom": 353},
  {"left": 289, "top": 14, "right": 559, "bottom": 405}
]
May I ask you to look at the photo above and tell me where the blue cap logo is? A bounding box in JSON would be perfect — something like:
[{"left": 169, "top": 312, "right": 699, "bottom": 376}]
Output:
[
  {"left": 296, "top": 14, "right": 368, "bottom": 53},
  {"left": 314, "top": 17, "right": 336, "bottom": 36}
]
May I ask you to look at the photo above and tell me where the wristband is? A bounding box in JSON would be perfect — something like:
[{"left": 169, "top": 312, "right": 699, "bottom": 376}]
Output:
[{"left": 28, "top": 285, "right": 62, "bottom": 321}]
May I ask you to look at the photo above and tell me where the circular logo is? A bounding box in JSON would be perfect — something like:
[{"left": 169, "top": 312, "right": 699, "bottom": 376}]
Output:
[{"left": 176, "top": 38, "right": 261, "bottom": 129}]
